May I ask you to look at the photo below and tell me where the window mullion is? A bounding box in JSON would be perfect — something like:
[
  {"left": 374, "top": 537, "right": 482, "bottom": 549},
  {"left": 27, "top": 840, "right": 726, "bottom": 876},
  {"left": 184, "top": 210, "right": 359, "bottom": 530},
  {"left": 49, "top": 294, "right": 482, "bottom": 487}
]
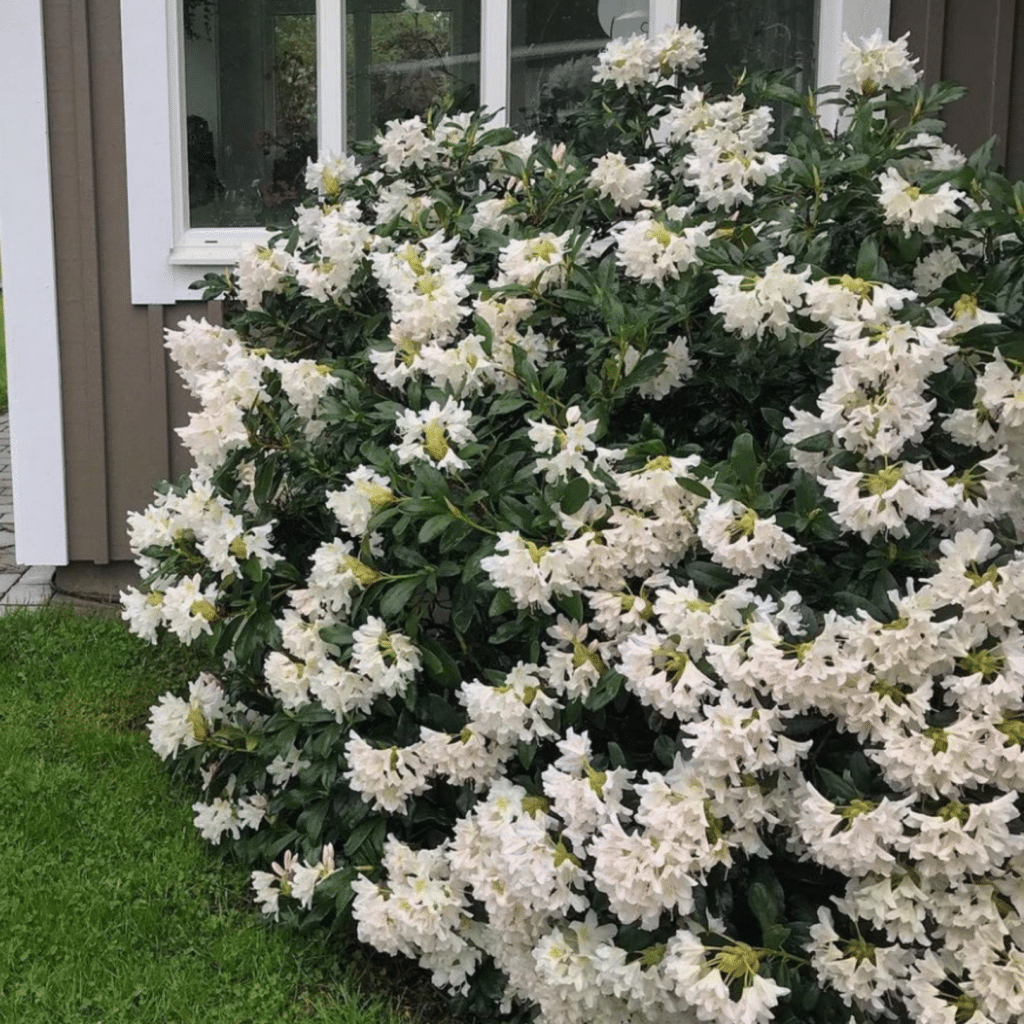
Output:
[
  {"left": 319, "top": 0, "right": 345, "bottom": 154},
  {"left": 648, "top": 0, "right": 678, "bottom": 35},
  {"left": 480, "top": 0, "right": 509, "bottom": 127}
]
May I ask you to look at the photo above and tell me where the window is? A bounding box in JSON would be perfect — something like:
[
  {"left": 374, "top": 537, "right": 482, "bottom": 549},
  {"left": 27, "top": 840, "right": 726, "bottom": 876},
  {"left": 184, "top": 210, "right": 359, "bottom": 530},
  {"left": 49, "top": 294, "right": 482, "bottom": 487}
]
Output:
[{"left": 120, "top": 0, "right": 890, "bottom": 304}]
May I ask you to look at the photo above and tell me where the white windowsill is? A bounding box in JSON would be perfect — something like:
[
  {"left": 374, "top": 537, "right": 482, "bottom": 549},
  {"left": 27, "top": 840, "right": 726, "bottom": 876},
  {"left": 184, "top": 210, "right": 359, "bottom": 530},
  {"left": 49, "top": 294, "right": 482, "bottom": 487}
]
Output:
[{"left": 168, "top": 227, "right": 272, "bottom": 266}]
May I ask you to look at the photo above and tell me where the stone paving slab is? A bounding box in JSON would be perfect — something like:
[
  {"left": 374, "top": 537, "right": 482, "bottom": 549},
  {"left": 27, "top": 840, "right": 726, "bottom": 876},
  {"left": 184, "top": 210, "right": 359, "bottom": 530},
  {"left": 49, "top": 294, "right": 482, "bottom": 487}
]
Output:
[{"left": 0, "top": 412, "right": 55, "bottom": 611}]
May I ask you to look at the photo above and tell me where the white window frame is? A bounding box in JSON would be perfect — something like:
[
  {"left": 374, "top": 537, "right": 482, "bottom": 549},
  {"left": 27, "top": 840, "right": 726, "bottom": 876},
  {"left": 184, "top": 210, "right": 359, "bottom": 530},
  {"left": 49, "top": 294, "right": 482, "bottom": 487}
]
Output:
[{"left": 122, "top": 0, "right": 890, "bottom": 304}]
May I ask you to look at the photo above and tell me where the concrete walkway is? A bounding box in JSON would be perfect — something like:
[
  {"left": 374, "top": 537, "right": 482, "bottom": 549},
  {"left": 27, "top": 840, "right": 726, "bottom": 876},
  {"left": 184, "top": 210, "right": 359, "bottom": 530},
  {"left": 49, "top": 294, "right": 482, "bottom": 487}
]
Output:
[{"left": 0, "top": 412, "right": 56, "bottom": 612}]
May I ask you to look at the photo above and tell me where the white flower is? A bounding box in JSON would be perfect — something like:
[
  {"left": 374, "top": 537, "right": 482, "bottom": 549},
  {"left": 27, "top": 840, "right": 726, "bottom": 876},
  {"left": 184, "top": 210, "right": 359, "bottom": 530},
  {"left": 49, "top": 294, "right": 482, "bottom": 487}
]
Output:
[
  {"left": 267, "top": 745, "right": 311, "bottom": 787},
  {"left": 458, "top": 663, "right": 560, "bottom": 746},
  {"left": 527, "top": 405, "right": 601, "bottom": 484},
  {"left": 613, "top": 216, "right": 710, "bottom": 287},
  {"left": 822, "top": 461, "right": 960, "bottom": 541},
  {"left": 304, "top": 152, "right": 360, "bottom": 197},
  {"left": 650, "top": 24, "right": 705, "bottom": 75},
  {"left": 588, "top": 153, "right": 654, "bottom": 212},
  {"left": 147, "top": 673, "right": 228, "bottom": 759},
  {"left": 838, "top": 31, "right": 920, "bottom": 94},
  {"left": 697, "top": 495, "right": 803, "bottom": 577},
  {"left": 344, "top": 734, "right": 430, "bottom": 813},
  {"left": 592, "top": 35, "right": 656, "bottom": 91},
  {"left": 711, "top": 256, "right": 810, "bottom": 339},
  {"left": 375, "top": 115, "right": 441, "bottom": 171},
  {"left": 877, "top": 167, "right": 964, "bottom": 236},
  {"left": 326, "top": 466, "right": 396, "bottom": 536},
  {"left": 162, "top": 573, "right": 220, "bottom": 643},
  {"left": 497, "top": 231, "right": 572, "bottom": 292},
  {"left": 192, "top": 796, "right": 241, "bottom": 845},
  {"left": 392, "top": 398, "right": 475, "bottom": 473},
  {"left": 236, "top": 243, "right": 291, "bottom": 309},
  {"left": 913, "top": 246, "right": 965, "bottom": 293}
]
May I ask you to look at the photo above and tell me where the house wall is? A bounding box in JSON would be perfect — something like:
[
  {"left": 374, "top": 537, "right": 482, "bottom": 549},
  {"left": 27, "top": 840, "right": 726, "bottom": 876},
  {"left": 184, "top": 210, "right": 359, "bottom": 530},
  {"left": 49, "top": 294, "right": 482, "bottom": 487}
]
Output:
[
  {"left": 891, "top": 0, "right": 1024, "bottom": 178},
  {"left": 37, "top": 0, "right": 1024, "bottom": 570},
  {"left": 42, "top": 0, "right": 207, "bottom": 563}
]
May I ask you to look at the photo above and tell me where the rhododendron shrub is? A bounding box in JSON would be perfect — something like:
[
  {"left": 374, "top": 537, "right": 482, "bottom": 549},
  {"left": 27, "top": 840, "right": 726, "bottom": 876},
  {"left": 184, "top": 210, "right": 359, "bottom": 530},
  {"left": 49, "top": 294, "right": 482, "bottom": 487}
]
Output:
[{"left": 125, "top": 26, "right": 1024, "bottom": 1024}]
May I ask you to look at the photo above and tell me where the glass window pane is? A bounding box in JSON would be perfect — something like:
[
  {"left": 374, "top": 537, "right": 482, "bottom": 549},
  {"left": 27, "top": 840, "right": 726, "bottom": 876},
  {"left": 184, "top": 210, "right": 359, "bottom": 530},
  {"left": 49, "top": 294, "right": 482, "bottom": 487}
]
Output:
[
  {"left": 183, "top": 0, "right": 317, "bottom": 228},
  {"left": 346, "top": 1, "right": 481, "bottom": 145},
  {"left": 509, "top": 1, "right": 650, "bottom": 135},
  {"left": 677, "top": 0, "right": 817, "bottom": 93}
]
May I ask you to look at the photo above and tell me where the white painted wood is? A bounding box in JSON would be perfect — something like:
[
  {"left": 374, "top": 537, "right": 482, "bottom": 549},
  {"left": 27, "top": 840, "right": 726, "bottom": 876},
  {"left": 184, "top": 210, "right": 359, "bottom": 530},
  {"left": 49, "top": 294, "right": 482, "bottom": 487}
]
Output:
[
  {"left": 648, "top": 0, "right": 679, "bottom": 36},
  {"left": 818, "top": 0, "right": 893, "bottom": 88},
  {"left": 817, "top": 0, "right": 892, "bottom": 128},
  {"left": 0, "top": 0, "right": 69, "bottom": 564},
  {"left": 121, "top": 0, "right": 180, "bottom": 304},
  {"left": 480, "top": 0, "right": 509, "bottom": 125},
  {"left": 320, "top": 0, "right": 345, "bottom": 154}
]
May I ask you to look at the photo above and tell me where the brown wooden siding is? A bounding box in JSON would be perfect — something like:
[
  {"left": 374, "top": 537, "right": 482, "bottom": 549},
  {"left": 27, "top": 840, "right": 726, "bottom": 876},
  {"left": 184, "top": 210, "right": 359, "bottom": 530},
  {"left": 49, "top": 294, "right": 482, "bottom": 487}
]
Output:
[
  {"left": 43, "top": 0, "right": 203, "bottom": 562},
  {"left": 891, "top": 0, "right": 1024, "bottom": 178}
]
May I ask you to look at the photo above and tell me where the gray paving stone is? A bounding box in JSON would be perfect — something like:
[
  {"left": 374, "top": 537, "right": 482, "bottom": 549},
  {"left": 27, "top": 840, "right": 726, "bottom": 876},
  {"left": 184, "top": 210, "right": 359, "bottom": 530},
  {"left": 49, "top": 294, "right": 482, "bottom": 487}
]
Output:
[
  {"left": 19, "top": 565, "right": 55, "bottom": 586},
  {"left": 1, "top": 582, "right": 53, "bottom": 607},
  {"left": 0, "top": 572, "right": 22, "bottom": 598}
]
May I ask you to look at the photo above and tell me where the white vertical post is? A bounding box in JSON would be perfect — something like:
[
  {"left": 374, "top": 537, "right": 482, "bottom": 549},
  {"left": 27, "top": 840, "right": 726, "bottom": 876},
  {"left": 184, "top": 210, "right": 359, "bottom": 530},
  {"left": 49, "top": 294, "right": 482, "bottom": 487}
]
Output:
[
  {"left": 480, "top": 0, "right": 509, "bottom": 125},
  {"left": 817, "top": 0, "right": 892, "bottom": 130},
  {"left": 320, "top": 0, "right": 346, "bottom": 153},
  {"left": 121, "top": 0, "right": 179, "bottom": 303},
  {"left": 0, "top": 0, "right": 69, "bottom": 565},
  {"left": 648, "top": 0, "right": 678, "bottom": 36},
  {"left": 817, "top": 0, "right": 892, "bottom": 88}
]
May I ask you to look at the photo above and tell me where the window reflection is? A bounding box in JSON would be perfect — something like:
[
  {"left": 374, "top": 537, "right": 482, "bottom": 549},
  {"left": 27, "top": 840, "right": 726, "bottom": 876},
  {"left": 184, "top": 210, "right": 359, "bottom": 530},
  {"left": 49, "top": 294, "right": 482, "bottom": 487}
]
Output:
[
  {"left": 678, "top": 0, "right": 817, "bottom": 93},
  {"left": 510, "top": 1, "right": 651, "bottom": 135},
  {"left": 346, "top": 1, "right": 481, "bottom": 145},
  {"left": 183, "top": 0, "right": 317, "bottom": 228}
]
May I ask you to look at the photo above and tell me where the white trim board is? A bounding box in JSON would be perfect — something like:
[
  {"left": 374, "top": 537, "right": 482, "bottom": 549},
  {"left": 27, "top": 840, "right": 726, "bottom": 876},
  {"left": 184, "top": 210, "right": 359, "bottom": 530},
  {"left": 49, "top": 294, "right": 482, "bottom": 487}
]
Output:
[
  {"left": 817, "top": 0, "right": 893, "bottom": 128},
  {"left": 0, "top": 0, "right": 69, "bottom": 565}
]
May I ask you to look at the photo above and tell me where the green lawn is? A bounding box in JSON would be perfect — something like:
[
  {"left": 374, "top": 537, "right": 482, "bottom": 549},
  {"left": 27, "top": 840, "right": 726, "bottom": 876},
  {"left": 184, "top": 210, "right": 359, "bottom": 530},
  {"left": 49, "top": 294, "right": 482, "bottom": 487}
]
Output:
[{"left": 0, "top": 607, "right": 446, "bottom": 1024}]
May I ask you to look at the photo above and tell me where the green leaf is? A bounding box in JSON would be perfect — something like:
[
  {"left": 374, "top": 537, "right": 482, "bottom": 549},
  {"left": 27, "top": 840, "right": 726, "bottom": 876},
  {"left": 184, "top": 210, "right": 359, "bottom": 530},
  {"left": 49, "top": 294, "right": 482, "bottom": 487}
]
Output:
[
  {"left": 678, "top": 476, "right": 711, "bottom": 499},
  {"left": 685, "top": 561, "right": 735, "bottom": 591},
  {"left": 344, "top": 815, "right": 386, "bottom": 860},
  {"left": 855, "top": 237, "right": 880, "bottom": 280},
  {"left": 729, "top": 433, "right": 759, "bottom": 491},
  {"left": 653, "top": 734, "right": 677, "bottom": 767},
  {"left": 319, "top": 624, "right": 354, "bottom": 648},
  {"left": 555, "top": 592, "right": 585, "bottom": 622},
  {"left": 419, "top": 637, "right": 461, "bottom": 687},
  {"left": 241, "top": 557, "right": 264, "bottom": 583},
  {"left": 794, "top": 431, "right": 833, "bottom": 453},
  {"left": 748, "top": 882, "right": 781, "bottom": 932},
  {"left": 487, "top": 589, "right": 517, "bottom": 618},
  {"left": 584, "top": 670, "right": 624, "bottom": 711},
  {"left": 816, "top": 767, "right": 860, "bottom": 801},
  {"left": 418, "top": 514, "right": 453, "bottom": 544},
  {"left": 517, "top": 742, "right": 536, "bottom": 770},
  {"left": 560, "top": 476, "right": 591, "bottom": 515},
  {"left": 378, "top": 575, "right": 423, "bottom": 620},
  {"left": 297, "top": 798, "right": 331, "bottom": 844}
]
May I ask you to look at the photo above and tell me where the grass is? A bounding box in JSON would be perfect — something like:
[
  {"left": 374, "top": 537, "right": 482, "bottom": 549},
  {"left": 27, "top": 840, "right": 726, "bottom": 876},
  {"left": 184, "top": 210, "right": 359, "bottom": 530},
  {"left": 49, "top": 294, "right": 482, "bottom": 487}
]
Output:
[{"left": 0, "top": 606, "right": 453, "bottom": 1024}]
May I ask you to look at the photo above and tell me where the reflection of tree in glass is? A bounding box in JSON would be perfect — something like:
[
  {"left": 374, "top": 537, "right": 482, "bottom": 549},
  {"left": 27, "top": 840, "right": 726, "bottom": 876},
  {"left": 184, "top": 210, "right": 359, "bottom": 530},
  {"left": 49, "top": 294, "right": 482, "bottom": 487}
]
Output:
[
  {"left": 360, "top": 11, "right": 465, "bottom": 129},
  {"left": 262, "top": 16, "right": 318, "bottom": 221},
  {"left": 678, "top": 0, "right": 815, "bottom": 93}
]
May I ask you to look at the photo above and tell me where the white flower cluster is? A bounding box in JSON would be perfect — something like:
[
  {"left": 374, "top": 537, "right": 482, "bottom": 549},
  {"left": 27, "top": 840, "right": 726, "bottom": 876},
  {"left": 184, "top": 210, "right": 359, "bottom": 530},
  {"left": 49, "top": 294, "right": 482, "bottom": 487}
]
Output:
[
  {"left": 592, "top": 26, "right": 705, "bottom": 92},
  {"left": 660, "top": 88, "right": 786, "bottom": 209}
]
